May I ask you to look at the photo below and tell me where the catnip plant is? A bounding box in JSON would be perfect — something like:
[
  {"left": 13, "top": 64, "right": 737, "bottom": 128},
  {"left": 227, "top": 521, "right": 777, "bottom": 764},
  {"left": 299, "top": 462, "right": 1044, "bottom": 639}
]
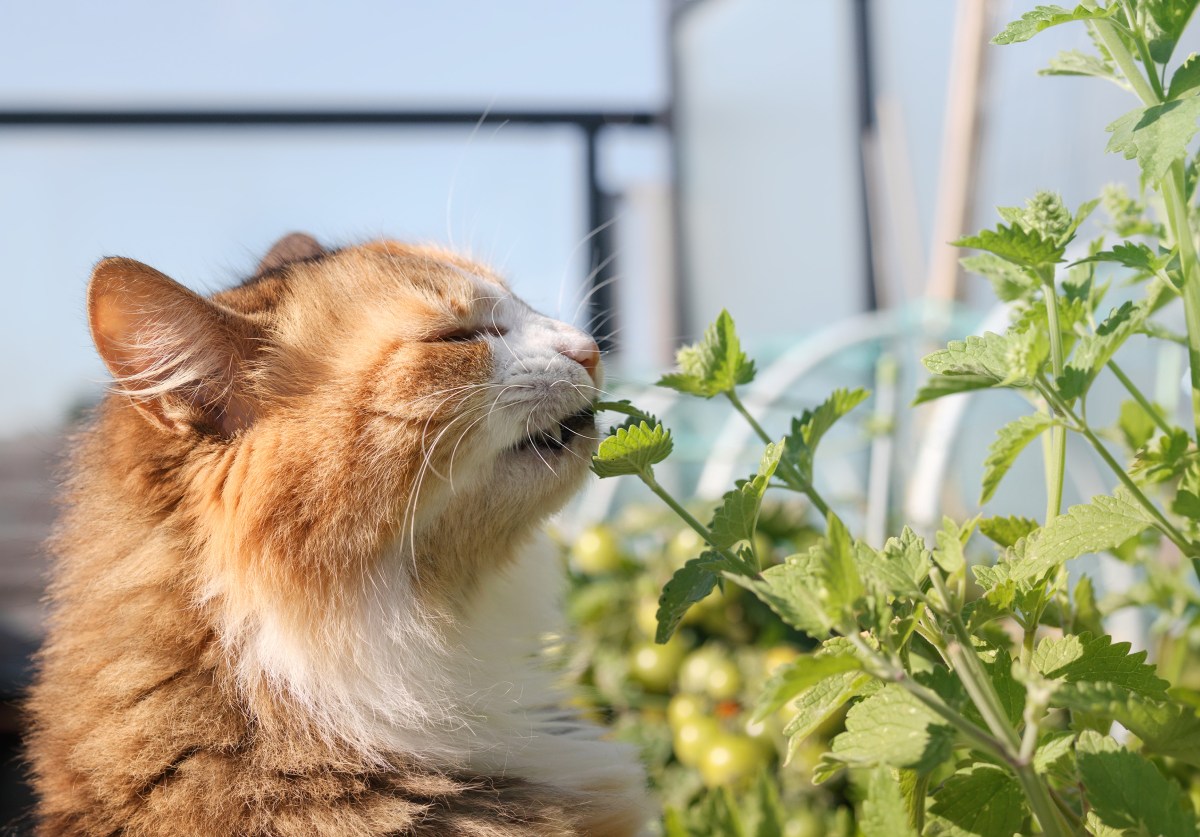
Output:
[{"left": 592, "top": 3, "right": 1200, "bottom": 835}]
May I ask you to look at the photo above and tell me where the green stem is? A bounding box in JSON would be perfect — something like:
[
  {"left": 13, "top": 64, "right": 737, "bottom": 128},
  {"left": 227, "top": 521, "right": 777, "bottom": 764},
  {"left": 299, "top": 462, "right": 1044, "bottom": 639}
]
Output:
[
  {"left": 724, "top": 389, "right": 832, "bottom": 517},
  {"left": 1161, "top": 162, "right": 1200, "bottom": 445},
  {"left": 1108, "top": 360, "right": 1173, "bottom": 436},
  {"left": 1121, "top": 0, "right": 1166, "bottom": 101},
  {"left": 1039, "top": 382, "right": 1196, "bottom": 558},
  {"left": 639, "top": 471, "right": 755, "bottom": 575},
  {"left": 1041, "top": 268, "right": 1068, "bottom": 520}
]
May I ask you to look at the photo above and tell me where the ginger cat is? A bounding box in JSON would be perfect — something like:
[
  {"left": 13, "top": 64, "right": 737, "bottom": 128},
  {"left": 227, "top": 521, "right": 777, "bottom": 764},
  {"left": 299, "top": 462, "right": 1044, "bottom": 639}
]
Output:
[{"left": 27, "top": 234, "right": 651, "bottom": 836}]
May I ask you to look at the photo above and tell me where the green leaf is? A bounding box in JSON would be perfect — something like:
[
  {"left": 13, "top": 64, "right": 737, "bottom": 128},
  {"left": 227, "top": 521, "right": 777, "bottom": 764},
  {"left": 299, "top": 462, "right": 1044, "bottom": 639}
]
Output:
[
  {"left": 754, "top": 652, "right": 862, "bottom": 721},
  {"left": 742, "top": 773, "right": 785, "bottom": 837},
  {"left": 1106, "top": 96, "right": 1200, "bottom": 183},
  {"left": 1144, "top": 0, "right": 1200, "bottom": 64},
  {"left": 1076, "top": 729, "right": 1198, "bottom": 837},
  {"left": 1003, "top": 493, "right": 1154, "bottom": 582},
  {"left": 1171, "top": 53, "right": 1200, "bottom": 99},
  {"left": 821, "top": 513, "right": 864, "bottom": 616},
  {"left": 657, "top": 310, "right": 755, "bottom": 398},
  {"left": 861, "top": 767, "right": 919, "bottom": 837},
  {"left": 709, "top": 442, "right": 783, "bottom": 548},
  {"left": 1072, "top": 575, "right": 1105, "bottom": 636},
  {"left": 823, "top": 685, "right": 954, "bottom": 775},
  {"left": 1067, "top": 299, "right": 1152, "bottom": 394},
  {"left": 1118, "top": 398, "right": 1160, "bottom": 451},
  {"left": 594, "top": 399, "right": 661, "bottom": 434},
  {"left": 912, "top": 374, "right": 998, "bottom": 405},
  {"left": 1041, "top": 48, "right": 1126, "bottom": 88},
  {"left": 783, "top": 388, "right": 870, "bottom": 482},
  {"left": 953, "top": 222, "right": 1064, "bottom": 270},
  {"left": 933, "top": 516, "right": 975, "bottom": 574},
  {"left": 655, "top": 555, "right": 720, "bottom": 644},
  {"left": 978, "top": 516, "right": 1040, "bottom": 548},
  {"left": 782, "top": 670, "right": 870, "bottom": 758},
  {"left": 727, "top": 562, "right": 831, "bottom": 639},
  {"left": 1071, "top": 240, "right": 1168, "bottom": 273},
  {"left": 856, "top": 527, "right": 931, "bottom": 597},
  {"left": 923, "top": 332, "right": 1017, "bottom": 384},
  {"left": 1033, "top": 633, "right": 1169, "bottom": 697},
  {"left": 992, "top": 4, "right": 1118, "bottom": 45},
  {"left": 981, "top": 413, "right": 1055, "bottom": 504},
  {"left": 591, "top": 421, "right": 673, "bottom": 478},
  {"left": 1054, "top": 681, "right": 1200, "bottom": 768},
  {"left": 961, "top": 252, "right": 1040, "bottom": 302},
  {"left": 927, "top": 764, "right": 1026, "bottom": 837}
]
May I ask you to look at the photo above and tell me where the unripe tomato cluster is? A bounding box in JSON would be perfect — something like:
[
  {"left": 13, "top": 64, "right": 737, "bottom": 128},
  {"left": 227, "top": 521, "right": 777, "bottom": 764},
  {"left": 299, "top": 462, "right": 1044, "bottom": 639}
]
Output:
[{"left": 559, "top": 510, "right": 849, "bottom": 833}]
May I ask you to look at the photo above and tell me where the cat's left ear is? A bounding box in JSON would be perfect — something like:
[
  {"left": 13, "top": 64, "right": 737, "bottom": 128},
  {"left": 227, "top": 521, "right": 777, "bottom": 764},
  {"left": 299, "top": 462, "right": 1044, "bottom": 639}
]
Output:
[{"left": 88, "top": 258, "right": 262, "bottom": 437}]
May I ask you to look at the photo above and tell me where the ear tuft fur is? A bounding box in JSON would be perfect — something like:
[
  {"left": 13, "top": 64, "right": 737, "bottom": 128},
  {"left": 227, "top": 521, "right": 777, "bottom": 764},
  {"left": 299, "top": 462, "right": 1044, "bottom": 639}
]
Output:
[{"left": 88, "top": 257, "right": 260, "bottom": 436}]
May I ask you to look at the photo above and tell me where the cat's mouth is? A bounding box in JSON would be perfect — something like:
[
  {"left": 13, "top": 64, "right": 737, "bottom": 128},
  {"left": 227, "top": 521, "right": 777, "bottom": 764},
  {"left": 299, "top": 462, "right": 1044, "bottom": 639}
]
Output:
[{"left": 509, "top": 405, "right": 597, "bottom": 456}]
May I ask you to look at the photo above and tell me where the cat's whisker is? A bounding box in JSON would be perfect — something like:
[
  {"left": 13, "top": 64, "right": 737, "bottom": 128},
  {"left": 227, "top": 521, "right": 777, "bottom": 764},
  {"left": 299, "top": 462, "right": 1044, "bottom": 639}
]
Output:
[
  {"left": 569, "top": 262, "right": 621, "bottom": 328},
  {"left": 553, "top": 215, "right": 620, "bottom": 321}
]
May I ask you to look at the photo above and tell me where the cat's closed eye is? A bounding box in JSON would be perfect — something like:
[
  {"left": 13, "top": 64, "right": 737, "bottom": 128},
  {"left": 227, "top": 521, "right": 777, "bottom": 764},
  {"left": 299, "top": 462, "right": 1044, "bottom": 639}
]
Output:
[{"left": 428, "top": 324, "right": 506, "bottom": 343}]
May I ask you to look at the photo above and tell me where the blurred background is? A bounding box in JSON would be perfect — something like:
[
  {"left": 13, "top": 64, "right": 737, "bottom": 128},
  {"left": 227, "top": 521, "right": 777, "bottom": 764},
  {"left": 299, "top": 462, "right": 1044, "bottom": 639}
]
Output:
[{"left": 0, "top": 0, "right": 1187, "bottom": 827}]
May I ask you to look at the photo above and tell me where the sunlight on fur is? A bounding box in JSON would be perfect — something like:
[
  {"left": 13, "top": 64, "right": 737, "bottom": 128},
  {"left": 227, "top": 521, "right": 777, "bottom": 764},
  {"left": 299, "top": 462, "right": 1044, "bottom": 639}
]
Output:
[{"left": 27, "top": 234, "right": 652, "bottom": 836}]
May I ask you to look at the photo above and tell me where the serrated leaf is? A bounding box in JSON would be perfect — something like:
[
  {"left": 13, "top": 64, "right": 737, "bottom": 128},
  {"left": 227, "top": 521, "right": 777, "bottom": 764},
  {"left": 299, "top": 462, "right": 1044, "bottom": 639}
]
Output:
[
  {"left": 821, "top": 513, "right": 864, "bottom": 615},
  {"left": 1118, "top": 399, "right": 1160, "bottom": 451},
  {"left": 1171, "top": 53, "right": 1200, "bottom": 99},
  {"left": 655, "top": 554, "right": 720, "bottom": 643},
  {"left": 862, "top": 767, "right": 919, "bottom": 837},
  {"left": 1004, "top": 494, "right": 1154, "bottom": 582},
  {"left": 978, "top": 515, "right": 1040, "bottom": 548},
  {"left": 657, "top": 309, "right": 755, "bottom": 398},
  {"left": 856, "top": 527, "right": 931, "bottom": 596},
  {"left": 1073, "top": 575, "right": 1105, "bottom": 636},
  {"left": 824, "top": 685, "right": 954, "bottom": 775},
  {"left": 1067, "top": 299, "right": 1152, "bottom": 392},
  {"left": 961, "top": 252, "right": 1040, "bottom": 302},
  {"left": 782, "top": 670, "right": 870, "bottom": 753},
  {"left": 754, "top": 652, "right": 862, "bottom": 721},
  {"left": 923, "top": 332, "right": 1016, "bottom": 383},
  {"left": 933, "top": 516, "right": 975, "bottom": 574},
  {"left": 992, "top": 4, "right": 1118, "bottom": 45},
  {"left": 1041, "top": 48, "right": 1126, "bottom": 88},
  {"left": 1077, "top": 729, "right": 1198, "bottom": 837},
  {"left": 927, "top": 764, "right": 1026, "bottom": 837},
  {"left": 742, "top": 773, "right": 785, "bottom": 837},
  {"left": 594, "top": 399, "right": 661, "bottom": 435},
  {"left": 1106, "top": 96, "right": 1200, "bottom": 183},
  {"left": 1056, "top": 681, "right": 1200, "bottom": 768},
  {"left": 727, "top": 562, "right": 831, "bottom": 638},
  {"left": 953, "top": 223, "right": 1065, "bottom": 269},
  {"left": 591, "top": 421, "right": 673, "bottom": 478},
  {"left": 981, "top": 413, "right": 1055, "bottom": 504},
  {"left": 709, "top": 442, "right": 783, "bottom": 548},
  {"left": 1071, "top": 240, "right": 1168, "bottom": 273},
  {"left": 1033, "top": 633, "right": 1169, "bottom": 697},
  {"left": 783, "top": 388, "right": 869, "bottom": 482}
]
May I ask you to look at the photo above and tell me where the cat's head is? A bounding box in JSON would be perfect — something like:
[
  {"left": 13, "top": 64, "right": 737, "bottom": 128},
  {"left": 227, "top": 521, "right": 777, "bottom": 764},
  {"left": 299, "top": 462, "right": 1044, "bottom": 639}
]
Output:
[{"left": 86, "top": 234, "right": 603, "bottom": 605}]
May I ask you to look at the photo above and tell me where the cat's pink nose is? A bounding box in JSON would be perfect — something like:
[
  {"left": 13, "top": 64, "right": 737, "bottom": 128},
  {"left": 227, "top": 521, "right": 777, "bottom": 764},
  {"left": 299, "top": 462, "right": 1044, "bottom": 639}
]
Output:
[{"left": 562, "top": 338, "right": 601, "bottom": 382}]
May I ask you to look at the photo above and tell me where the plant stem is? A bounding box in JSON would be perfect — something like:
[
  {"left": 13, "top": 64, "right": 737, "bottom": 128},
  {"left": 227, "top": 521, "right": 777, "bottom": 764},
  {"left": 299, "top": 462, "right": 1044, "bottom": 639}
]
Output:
[
  {"left": 1107, "top": 359, "right": 1174, "bottom": 436},
  {"left": 844, "top": 632, "right": 1073, "bottom": 837},
  {"left": 724, "top": 389, "right": 832, "bottom": 517},
  {"left": 1039, "top": 381, "right": 1196, "bottom": 560},
  {"left": 1090, "top": 15, "right": 1200, "bottom": 447},
  {"left": 1041, "top": 267, "right": 1068, "bottom": 520},
  {"left": 639, "top": 471, "right": 755, "bottom": 575}
]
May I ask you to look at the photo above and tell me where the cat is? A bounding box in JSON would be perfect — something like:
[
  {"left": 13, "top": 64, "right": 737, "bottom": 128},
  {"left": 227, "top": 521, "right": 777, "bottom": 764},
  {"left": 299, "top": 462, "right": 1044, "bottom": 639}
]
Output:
[{"left": 26, "top": 234, "right": 653, "bottom": 836}]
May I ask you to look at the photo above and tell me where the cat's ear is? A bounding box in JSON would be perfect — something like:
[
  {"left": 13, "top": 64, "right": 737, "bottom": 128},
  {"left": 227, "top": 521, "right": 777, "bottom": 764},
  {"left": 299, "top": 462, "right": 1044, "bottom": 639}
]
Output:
[
  {"left": 256, "top": 232, "right": 324, "bottom": 274},
  {"left": 88, "top": 257, "right": 261, "bottom": 437}
]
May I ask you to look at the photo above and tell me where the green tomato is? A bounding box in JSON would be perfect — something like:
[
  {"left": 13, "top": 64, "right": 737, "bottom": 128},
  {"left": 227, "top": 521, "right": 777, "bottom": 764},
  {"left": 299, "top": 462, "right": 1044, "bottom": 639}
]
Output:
[
  {"left": 679, "top": 648, "right": 742, "bottom": 700},
  {"left": 671, "top": 716, "right": 721, "bottom": 767},
  {"left": 698, "top": 733, "right": 764, "bottom": 788},
  {"left": 634, "top": 596, "right": 660, "bottom": 638},
  {"left": 571, "top": 525, "right": 624, "bottom": 575},
  {"left": 783, "top": 811, "right": 823, "bottom": 837},
  {"left": 666, "top": 528, "right": 706, "bottom": 565},
  {"left": 666, "top": 692, "right": 707, "bottom": 731},
  {"left": 628, "top": 638, "right": 686, "bottom": 693}
]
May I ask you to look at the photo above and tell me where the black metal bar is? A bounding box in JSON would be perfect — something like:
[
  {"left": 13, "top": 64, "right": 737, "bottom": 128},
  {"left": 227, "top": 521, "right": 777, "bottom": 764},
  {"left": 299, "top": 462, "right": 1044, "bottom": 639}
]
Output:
[
  {"left": 850, "top": 0, "right": 879, "bottom": 312},
  {"left": 581, "top": 124, "right": 616, "bottom": 353},
  {"left": 0, "top": 109, "right": 660, "bottom": 128}
]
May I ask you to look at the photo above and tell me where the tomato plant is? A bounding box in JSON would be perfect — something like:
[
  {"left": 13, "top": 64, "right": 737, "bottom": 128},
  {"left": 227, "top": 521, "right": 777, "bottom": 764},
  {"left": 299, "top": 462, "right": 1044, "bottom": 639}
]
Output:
[{"left": 580, "top": 3, "right": 1200, "bottom": 834}]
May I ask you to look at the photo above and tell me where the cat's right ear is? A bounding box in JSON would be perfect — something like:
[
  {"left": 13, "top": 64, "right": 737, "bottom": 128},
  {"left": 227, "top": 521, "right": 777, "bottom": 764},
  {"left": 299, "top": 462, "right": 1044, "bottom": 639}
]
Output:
[
  {"left": 88, "top": 258, "right": 261, "bottom": 437},
  {"left": 256, "top": 232, "right": 324, "bottom": 274}
]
